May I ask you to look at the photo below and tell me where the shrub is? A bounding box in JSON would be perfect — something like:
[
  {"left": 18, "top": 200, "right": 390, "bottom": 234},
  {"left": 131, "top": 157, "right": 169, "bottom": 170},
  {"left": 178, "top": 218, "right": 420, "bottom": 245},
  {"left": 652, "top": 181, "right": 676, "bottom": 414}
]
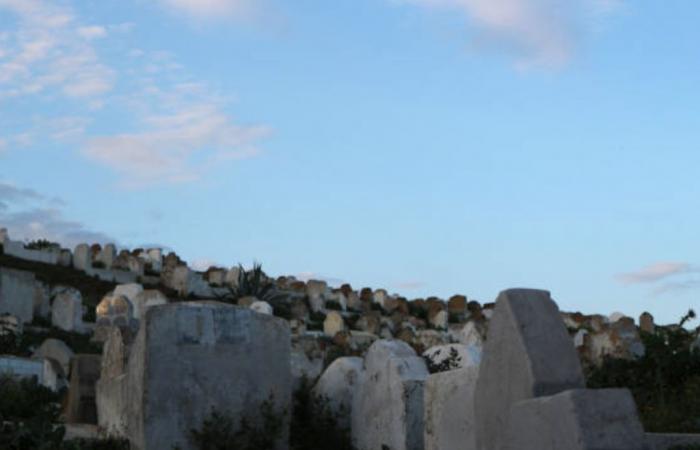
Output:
[
  {"left": 23, "top": 240, "right": 60, "bottom": 251},
  {"left": 188, "top": 396, "right": 284, "bottom": 450},
  {"left": 587, "top": 310, "right": 700, "bottom": 433},
  {"left": 423, "top": 347, "right": 462, "bottom": 374},
  {"left": 290, "top": 376, "right": 354, "bottom": 450}
]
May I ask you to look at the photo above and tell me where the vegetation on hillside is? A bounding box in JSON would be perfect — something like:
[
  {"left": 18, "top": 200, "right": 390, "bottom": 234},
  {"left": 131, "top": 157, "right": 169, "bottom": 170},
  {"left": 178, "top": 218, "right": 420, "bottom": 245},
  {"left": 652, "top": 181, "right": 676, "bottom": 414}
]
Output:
[{"left": 587, "top": 310, "right": 700, "bottom": 433}]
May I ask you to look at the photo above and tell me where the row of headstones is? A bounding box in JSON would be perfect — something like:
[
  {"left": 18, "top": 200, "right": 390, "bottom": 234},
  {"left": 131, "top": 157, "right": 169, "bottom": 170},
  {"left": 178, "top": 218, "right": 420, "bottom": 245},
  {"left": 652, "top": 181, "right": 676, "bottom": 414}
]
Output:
[{"left": 315, "top": 289, "right": 650, "bottom": 450}]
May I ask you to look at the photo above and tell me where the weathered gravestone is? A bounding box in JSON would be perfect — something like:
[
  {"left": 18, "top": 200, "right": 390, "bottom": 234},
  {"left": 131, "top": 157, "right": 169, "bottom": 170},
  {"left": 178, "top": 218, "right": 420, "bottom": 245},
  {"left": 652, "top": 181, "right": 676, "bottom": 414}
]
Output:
[
  {"left": 0, "top": 267, "right": 36, "bottom": 324},
  {"left": 32, "top": 338, "right": 74, "bottom": 377},
  {"left": 312, "top": 356, "right": 364, "bottom": 429},
  {"left": 504, "top": 389, "right": 646, "bottom": 450},
  {"left": 475, "top": 289, "right": 585, "bottom": 450},
  {"left": 73, "top": 244, "right": 90, "bottom": 271},
  {"left": 124, "top": 302, "right": 291, "bottom": 450},
  {"left": 96, "top": 327, "right": 130, "bottom": 437},
  {"left": 424, "top": 366, "right": 479, "bottom": 450},
  {"left": 352, "top": 339, "right": 428, "bottom": 450},
  {"left": 52, "top": 287, "right": 84, "bottom": 332},
  {"left": 65, "top": 354, "right": 102, "bottom": 424}
]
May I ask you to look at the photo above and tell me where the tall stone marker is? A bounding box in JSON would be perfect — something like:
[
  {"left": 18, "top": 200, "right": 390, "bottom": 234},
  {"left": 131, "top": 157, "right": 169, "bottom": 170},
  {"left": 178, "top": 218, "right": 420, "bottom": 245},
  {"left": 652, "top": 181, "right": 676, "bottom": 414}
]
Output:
[
  {"left": 475, "top": 289, "right": 585, "bottom": 450},
  {"left": 352, "top": 339, "right": 429, "bottom": 450},
  {"left": 504, "top": 389, "right": 647, "bottom": 450},
  {"left": 125, "top": 302, "right": 291, "bottom": 450}
]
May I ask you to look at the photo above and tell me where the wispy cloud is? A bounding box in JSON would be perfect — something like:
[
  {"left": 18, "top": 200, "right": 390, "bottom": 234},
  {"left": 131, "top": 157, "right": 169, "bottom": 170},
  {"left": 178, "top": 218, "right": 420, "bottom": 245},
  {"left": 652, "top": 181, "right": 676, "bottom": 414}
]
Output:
[
  {"left": 0, "top": 0, "right": 114, "bottom": 100},
  {"left": 617, "top": 261, "right": 700, "bottom": 296},
  {"left": 158, "top": 0, "right": 258, "bottom": 21},
  {"left": 394, "top": 280, "right": 426, "bottom": 290},
  {"left": 0, "top": 181, "right": 113, "bottom": 248},
  {"left": 617, "top": 262, "right": 695, "bottom": 284},
  {"left": 395, "top": 0, "right": 620, "bottom": 68}
]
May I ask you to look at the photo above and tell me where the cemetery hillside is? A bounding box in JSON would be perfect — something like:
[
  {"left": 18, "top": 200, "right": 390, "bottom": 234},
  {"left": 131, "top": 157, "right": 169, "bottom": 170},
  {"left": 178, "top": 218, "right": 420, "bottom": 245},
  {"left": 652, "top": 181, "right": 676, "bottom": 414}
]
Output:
[{"left": 1, "top": 229, "right": 699, "bottom": 450}]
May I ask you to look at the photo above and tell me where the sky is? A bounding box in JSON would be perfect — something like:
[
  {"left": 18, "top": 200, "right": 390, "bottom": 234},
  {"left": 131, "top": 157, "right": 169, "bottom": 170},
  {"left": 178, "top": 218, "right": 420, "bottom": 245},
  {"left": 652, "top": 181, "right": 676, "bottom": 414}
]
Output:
[{"left": 1, "top": 0, "right": 699, "bottom": 325}]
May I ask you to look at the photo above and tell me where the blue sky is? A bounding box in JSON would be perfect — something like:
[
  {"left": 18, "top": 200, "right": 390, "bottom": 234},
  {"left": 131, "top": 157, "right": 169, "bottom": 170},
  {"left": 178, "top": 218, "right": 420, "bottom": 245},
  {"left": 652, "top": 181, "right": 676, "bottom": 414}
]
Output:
[{"left": 1, "top": 0, "right": 698, "bottom": 324}]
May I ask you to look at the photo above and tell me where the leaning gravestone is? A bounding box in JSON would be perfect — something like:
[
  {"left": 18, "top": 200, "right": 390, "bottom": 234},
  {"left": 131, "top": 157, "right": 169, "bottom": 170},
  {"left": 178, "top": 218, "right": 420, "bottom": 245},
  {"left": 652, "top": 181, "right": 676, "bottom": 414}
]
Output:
[
  {"left": 475, "top": 289, "right": 585, "bottom": 450},
  {"left": 352, "top": 339, "right": 428, "bottom": 450},
  {"left": 52, "top": 288, "right": 84, "bottom": 333},
  {"left": 125, "top": 302, "right": 291, "bottom": 450},
  {"left": 504, "top": 389, "right": 646, "bottom": 450}
]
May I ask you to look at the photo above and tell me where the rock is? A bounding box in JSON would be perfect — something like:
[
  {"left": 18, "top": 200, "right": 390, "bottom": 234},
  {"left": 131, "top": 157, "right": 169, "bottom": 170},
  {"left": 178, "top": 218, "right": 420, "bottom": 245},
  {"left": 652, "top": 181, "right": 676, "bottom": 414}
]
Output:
[
  {"left": 113, "top": 283, "right": 144, "bottom": 303},
  {"left": 0, "top": 267, "right": 36, "bottom": 324},
  {"left": 352, "top": 340, "right": 428, "bottom": 450},
  {"left": 475, "top": 289, "right": 585, "bottom": 450},
  {"left": 65, "top": 354, "right": 102, "bottom": 424},
  {"left": 609, "top": 311, "right": 626, "bottom": 323},
  {"left": 73, "top": 244, "right": 90, "bottom": 271},
  {"left": 125, "top": 302, "right": 291, "bottom": 450},
  {"left": 312, "top": 357, "right": 364, "bottom": 429},
  {"left": 422, "top": 344, "right": 480, "bottom": 372},
  {"left": 237, "top": 296, "right": 257, "bottom": 308},
  {"left": 96, "top": 327, "right": 129, "bottom": 436},
  {"left": 52, "top": 288, "right": 84, "bottom": 333},
  {"left": 504, "top": 389, "right": 646, "bottom": 450},
  {"left": 32, "top": 338, "right": 74, "bottom": 377},
  {"left": 324, "top": 311, "right": 345, "bottom": 337},
  {"left": 0, "top": 313, "right": 21, "bottom": 336},
  {"left": 131, "top": 290, "right": 168, "bottom": 321},
  {"left": 424, "top": 366, "right": 479, "bottom": 450},
  {"left": 250, "top": 300, "right": 273, "bottom": 315},
  {"left": 447, "top": 295, "right": 467, "bottom": 315},
  {"left": 639, "top": 312, "right": 655, "bottom": 334}
]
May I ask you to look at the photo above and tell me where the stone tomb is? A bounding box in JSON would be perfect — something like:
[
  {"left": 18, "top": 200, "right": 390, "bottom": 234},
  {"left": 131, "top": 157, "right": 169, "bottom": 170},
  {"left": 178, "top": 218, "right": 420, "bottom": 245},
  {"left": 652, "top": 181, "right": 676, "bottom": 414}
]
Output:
[
  {"left": 118, "top": 302, "right": 291, "bottom": 450},
  {"left": 352, "top": 339, "right": 428, "bottom": 450}
]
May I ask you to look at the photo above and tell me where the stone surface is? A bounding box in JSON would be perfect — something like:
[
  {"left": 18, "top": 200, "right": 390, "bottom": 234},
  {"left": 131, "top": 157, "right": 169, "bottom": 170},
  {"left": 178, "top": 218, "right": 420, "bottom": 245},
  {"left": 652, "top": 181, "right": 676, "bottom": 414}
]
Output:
[
  {"left": 352, "top": 339, "right": 429, "bottom": 450},
  {"left": 131, "top": 290, "right": 168, "bottom": 321},
  {"left": 73, "top": 244, "right": 90, "bottom": 271},
  {"left": 639, "top": 312, "right": 655, "bottom": 334},
  {"left": 324, "top": 311, "right": 345, "bottom": 337},
  {"left": 66, "top": 354, "right": 102, "bottom": 424},
  {"left": 424, "top": 366, "right": 479, "bottom": 450},
  {"left": 114, "top": 283, "right": 144, "bottom": 303},
  {"left": 96, "top": 327, "right": 129, "bottom": 436},
  {"left": 504, "top": 389, "right": 646, "bottom": 450},
  {"left": 32, "top": 338, "right": 74, "bottom": 377},
  {"left": 250, "top": 300, "right": 273, "bottom": 315},
  {"left": 475, "top": 289, "right": 585, "bottom": 450},
  {"left": 125, "top": 302, "right": 291, "bottom": 450},
  {"left": 96, "top": 294, "right": 135, "bottom": 327},
  {"left": 52, "top": 287, "right": 84, "bottom": 332},
  {"left": 312, "top": 357, "right": 364, "bottom": 429},
  {"left": 0, "top": 267, "right": 36, "bottom": 324}
]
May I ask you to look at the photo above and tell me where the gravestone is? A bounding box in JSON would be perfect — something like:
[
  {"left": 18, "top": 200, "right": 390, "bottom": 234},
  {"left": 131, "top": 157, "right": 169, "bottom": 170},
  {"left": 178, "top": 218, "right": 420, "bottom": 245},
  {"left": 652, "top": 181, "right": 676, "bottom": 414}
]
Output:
[
  {"left": 52, "top": 288, "right": 84, "bottom": 332},
  {"left": 0, "top": 267, "right": 36, "bottom": 324},
  {"left": 475, "top": 289, "right": 585, "bottom": 450},
  {"left": 125, "top": 302, "right": 291, "bottom": 450},
  {"left": 73, "top": 244, "right": 90, "bottom": 271},
  {"left": 352, "top": 339, "right": 428, "bottom": 450},
  {"left": 65, "top": 354, "right": 102, "bottom": 424},
  {"left": 32, "top": 338, "right": 74, "bottom": 377},
  {"left": 312, "top": 357, "right": 364, "bottom": 429},
  {"left": 324, "top": 311, "right": 345, "bottom": 337},
  {"left": 504, "top": 389, "right": 646, "bottom": 450}
]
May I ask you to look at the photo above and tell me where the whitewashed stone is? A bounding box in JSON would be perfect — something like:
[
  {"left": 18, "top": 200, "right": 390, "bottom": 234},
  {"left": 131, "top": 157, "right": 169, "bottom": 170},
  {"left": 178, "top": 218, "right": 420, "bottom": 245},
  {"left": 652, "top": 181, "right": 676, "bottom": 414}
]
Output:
[
  {"left": 609, "top": 311, "right": 626, "bottom": 323},
  {"left": 171, "top": 266, "right": 190, "bottom": 296},
  {"left": 429, "top": 309, "right": 448, "bottom": 329},
  {"left": 352, "top": 339, "right": 429, "bottom": 450},
  {"left": 145, "top": 248, "right": 163, "bottom": 272},
  {"left": 312, "top": 357, "right": 364, "bottom": 429},
  {"left": 475, "top": 289, "right": 585, "bottom": 450},
  {"left": 504, "top": 389, "right": 646, "bottom": 450},
  {"left": 73, "top": 244, "right": 90, "bottom": 271},
  {"left": 0, "top": 313, "right": 21, "bottom": 335},
  {"left": 52, "top": 288, "right": 84, "bottom": 332},
  {"left": 0, "top": 268, "right": 35, "bottom": 324},
  {"left": 0, "top": 356, "right": 59, "bottom": 391},
  {"left": 424, "top": 366, "right": 479, "bottom": 450},
  {"left": 32, "top": 338, "right": 74, "bottom": 377},
  {"left": 131, "top": 290, "right": 167, "bottom": 321},
  {"left": 373, "top": 289, "right": 388, "bottom": 309},
  {"left": 125, "top": 302, "right": 291, "bottom": 450},
  {"left": 324, "top": 311, "right": 345, "bottom": 337},
  {"left": 306, "top": 280, "right": 328, "bottom": 299},
  {"left": 97, "top": 244, "right": 116, "bottom": 269},
  {"left": 458, "top": 320, "right": 486, "bottom": 348},
  {"left": 225, "top": 266, "right": 241, "bottom": 288},
  {"left": 250, "top": 300, "right": 273, "bottom": 315},
  {"left": 574, "top": 329, "right": 588, "bottom": 348},
  {"left": 96, "top": 327, "right": 128, "bottom": 436},
  {"left": 114, "top": 283, "right": 144, "bottom": 303}
]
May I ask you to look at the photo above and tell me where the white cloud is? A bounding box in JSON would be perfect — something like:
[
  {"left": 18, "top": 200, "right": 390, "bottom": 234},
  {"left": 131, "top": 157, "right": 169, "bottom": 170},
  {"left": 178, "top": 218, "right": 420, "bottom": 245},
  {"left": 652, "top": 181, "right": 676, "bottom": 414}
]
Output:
[
  {"left": 616, "top": 262, "right": 694, "bottom": 284},
  {"left": 159, "top": 0, "right": 256, "bottom": 20},
  {"left": 396, "top": 0, "right": 620, "bottom": 68},
  {"left": 84, "top": 103, "right": 269, "bottom": 187},
  {"left": 77, "top": 25, "right": 107, "bottom": 40},
  {"left": 0, "top": 0, "right": 114, "bottom": 100}
]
